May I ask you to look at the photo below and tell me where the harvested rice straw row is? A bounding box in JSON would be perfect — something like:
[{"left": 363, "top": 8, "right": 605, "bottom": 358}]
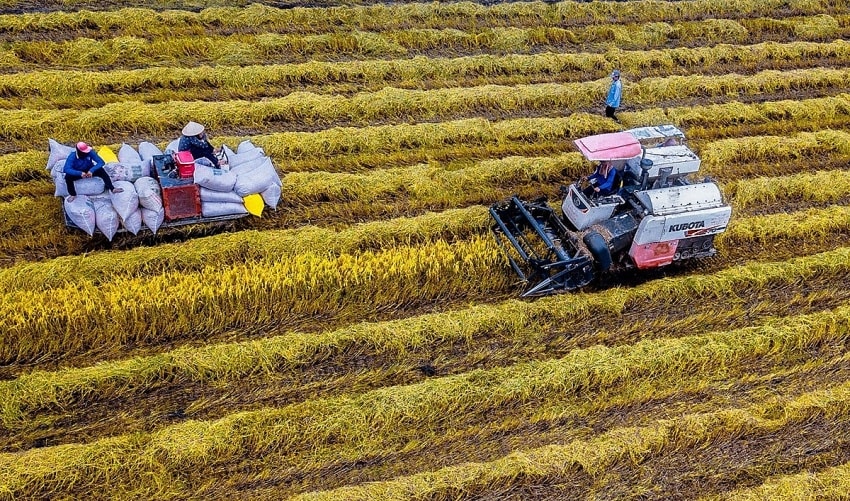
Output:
[
  {"left": 2, "top": 244, "right": 850, "bottom": 429},
  {"left": 279, "top": 153, "right": 581, "bottom": 205},
  {"left": 0, "top": 113, "right": 611, "bottom": 180},
  {"left": 4, "top": 94, "right": 849, "bottom": 180},
  {"left": 0, "top": 0, "right": 838, "bottom": 37},
  {"left": 0, "top": 206, "right": 490, "bottom": 293},
  {"left": 2, "top": 14, "right": 847, "bottom": 71},
  {"left": 708, "top": 461, "right": 850, "bottom": 501},
  {"left": 4, "top": 40, "right": 849, "bottom": 108},
  {"left": 3, "top": 303, "right": 850, "bottom": 498},
  {"left": 698, "top": 129, "right": 850, "bottom": 175},
  {"left": 0, "top": 237, "right": 510, "bottom": 365},
  {"left": 3, "top": 67, "right": 850, "bottom": 149},
  {"left": 719, "top": 205, "right": 850, "bottom": 250},
  {"left": 296, "top": 379, "right": 850, "bottom": 500},
  {"left": 725, "top": 169, "right": 850, "bottom": 209}
]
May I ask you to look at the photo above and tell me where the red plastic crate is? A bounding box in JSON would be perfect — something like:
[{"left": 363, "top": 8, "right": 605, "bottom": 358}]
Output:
[
  {"left": 162, "top": 184, "right": 201, "bottom": 221},
  {"left": 174, "top": 151, "right": 195, "bottom": 179}
]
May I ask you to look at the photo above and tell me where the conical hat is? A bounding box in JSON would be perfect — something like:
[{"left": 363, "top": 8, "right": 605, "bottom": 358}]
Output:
[{"left": 182, "top": 121, "right": 205, "bottom": 136}]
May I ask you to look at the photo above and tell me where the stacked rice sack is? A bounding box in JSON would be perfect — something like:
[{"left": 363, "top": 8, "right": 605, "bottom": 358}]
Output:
[
  {"left": 49, "top": 139, "right": 165, "bottom": 238},
  {"left": 176, "top": 139, "right": 281, "bottom": 218}
]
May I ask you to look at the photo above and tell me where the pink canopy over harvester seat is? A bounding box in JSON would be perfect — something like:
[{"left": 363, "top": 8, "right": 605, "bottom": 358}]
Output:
[{"left": 574, "top": 131, "right": 642, "bottom": 161}]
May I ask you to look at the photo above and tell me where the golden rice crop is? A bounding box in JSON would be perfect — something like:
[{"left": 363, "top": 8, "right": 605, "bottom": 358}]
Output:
[
  {"left": 725, "top": 169, "right": 850, "bottom": 209},
  {"left": 699, "top": 128, "right": 850, "bottom": 175},
  {"left": 4, "top": 40, "right": 849, "bottom": 111},
  {"left": 2, "top": 304, "right": 850, "bottom": 499},
  {"left": 3, "top": 67, "right": 849, "bottom": 149},
  {"left": 0, "top": 0, "right": 837, "bottom": 38},
  {"left": 3, "top": 14, "right": 847, "bottom": 72},
  {"left": 3, "top": 244, "right": 849, "bottom": 430},
  {"left": 0, "top": 206, "right": 490, "bottom": 293},
  {"left": 0, "top": 236, "right": 509, "bottom": 365}
]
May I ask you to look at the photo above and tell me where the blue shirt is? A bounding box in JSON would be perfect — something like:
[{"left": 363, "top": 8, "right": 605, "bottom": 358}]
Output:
[
  {"left": 606, "top": 79, "right": 622, "bottom": 108},
  {"left": 589, "top": 166, "right": 617, "bottom": 195},
  {"left": 63, "top": 150, "right": 105, "bottom": 177}
]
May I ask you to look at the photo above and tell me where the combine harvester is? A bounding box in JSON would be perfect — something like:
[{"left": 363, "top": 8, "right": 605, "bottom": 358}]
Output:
[
  {"left": 48, "top": 138, "right": 282, "bottom": 240},
  {"left": 490, "top": 125, "right": 732, "bottom": 297}
]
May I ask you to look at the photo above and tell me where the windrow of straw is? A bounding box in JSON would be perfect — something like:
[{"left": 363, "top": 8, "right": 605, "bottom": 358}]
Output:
[
  {"left": 725, "top": 169, "right": 850, "bottom": 210},
  {"left": 3, "top": 40, "right": 849, "bottom": 110},
  {"left": 3, "top": 302, "right": 850, "bottom": 499},
  {"left": 296, "top": 379, "right": 850, "bottom": 501},
  {"left": 699, "top": 128, "right": 850, "bottom": 175},
  {"left": 0, "top": 206, "right": 489, "bottom": 293},
  {"left": 712, "top": 461, "right": 850, "bottom": 501},
  {"left": 0, "top": 0, "right": 837, "bottom": 37},
  {"left": 719, "top": 205, "right": 850, "bottom": 255},
  {"left": 5, "top": 94, "right": 849, "bottom": 181},
  {"left": 3, "top": 67, "right": 850, "bottom": 150},
  {"left": 0, "top": 236, "right": 511, "bottom": 365},
  {"left": 2, "top": 14, "right": 848, "bottom": 72},
  {"left": 3, "top": 243, "right": 850, "bottom": 431}
]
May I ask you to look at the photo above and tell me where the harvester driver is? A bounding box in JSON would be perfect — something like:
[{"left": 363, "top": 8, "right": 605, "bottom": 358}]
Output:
[{"left": 583, "top": 161, "right": 618, "bottom": 198}]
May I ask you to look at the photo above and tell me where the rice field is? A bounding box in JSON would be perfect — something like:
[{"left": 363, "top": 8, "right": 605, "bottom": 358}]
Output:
[{"left": 2, "top": 0, "right": 850, "bottom": 499}]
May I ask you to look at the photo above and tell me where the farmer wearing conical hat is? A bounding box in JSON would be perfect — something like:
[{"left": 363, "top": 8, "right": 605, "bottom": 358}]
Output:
[{"left": 178, "top": 121, "right": 220, "bottom": 168}]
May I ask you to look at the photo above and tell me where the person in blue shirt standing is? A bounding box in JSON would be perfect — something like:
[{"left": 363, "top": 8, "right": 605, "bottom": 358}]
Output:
[
  {"left": 63, "top": 141, "right": 123, "bottom": 202},
  {"left": 605, "top": 69, "right": 622, "bottom": 122}
]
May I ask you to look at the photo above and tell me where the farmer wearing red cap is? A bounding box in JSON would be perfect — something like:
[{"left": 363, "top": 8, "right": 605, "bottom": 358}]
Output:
[{"left": 63, "top": 142, "right": 123, "bottom": 202}]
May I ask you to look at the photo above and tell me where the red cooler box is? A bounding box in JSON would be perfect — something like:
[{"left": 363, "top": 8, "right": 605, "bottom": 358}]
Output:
[
  {"left": 162, "top": 184, "right": 201, "bottom": 221},
  {"left": 174, "top": 151, "right": 195, "bottom": 179}
]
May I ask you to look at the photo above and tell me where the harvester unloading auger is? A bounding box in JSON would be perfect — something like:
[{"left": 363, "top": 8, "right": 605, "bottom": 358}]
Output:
[{"left": 490, "top": 125, "right": 732, "bottom": 297}]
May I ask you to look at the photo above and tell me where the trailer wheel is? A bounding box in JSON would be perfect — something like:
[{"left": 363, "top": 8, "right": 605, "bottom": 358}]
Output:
[{"left": 583, "top": 231, "right": 612, "bottom": 272}]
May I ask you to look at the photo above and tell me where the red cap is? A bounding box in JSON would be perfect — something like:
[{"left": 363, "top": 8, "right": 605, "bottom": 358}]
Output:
[{"left": 76, "top": 141, "right": 92, "bottom": 153}]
